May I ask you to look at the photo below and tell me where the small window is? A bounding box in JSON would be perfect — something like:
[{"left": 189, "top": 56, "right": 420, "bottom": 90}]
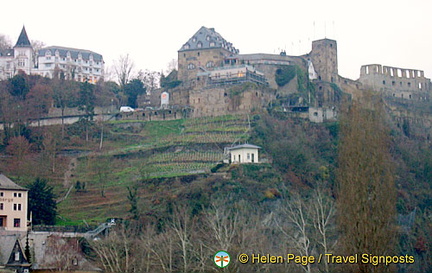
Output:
[
  {"left": 383, "top": 80, "right": 386, "bottom": 85},
  {"left": 18, "top": 193, "right": 21, "bottom": 198},
  {"left": 15, "top": 251, "right": 20, "bottom": 262},
  {"left": 0, "top": 192, "right": 3, "bottom": 197},
  {"left": 14, "top": 218, "right": 20, "bottom": 227},
  {"left": 13, "top": 204, "right": 17, "bottom": 211},
  {"left": 18, "top": 204, "right": 21, "bottom": 211},
  {"left": 0, "top": 203, "right": 3, "bottom": 210}
]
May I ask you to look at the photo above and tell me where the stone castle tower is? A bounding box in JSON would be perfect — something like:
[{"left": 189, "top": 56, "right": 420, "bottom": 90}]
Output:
[{"left": 309, "top": 38, "right": 338, "bottom": 83}]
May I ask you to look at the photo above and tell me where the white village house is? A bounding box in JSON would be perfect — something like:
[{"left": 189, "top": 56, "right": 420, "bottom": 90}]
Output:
[{"left": 226, "top": 144, "right": 261, "bottom": 164}]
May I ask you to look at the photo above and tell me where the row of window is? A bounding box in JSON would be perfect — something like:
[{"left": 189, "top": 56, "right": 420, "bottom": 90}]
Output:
[
  {"left": 187, "top": 61, "right": 215, "bottom": 70},
  {"left": 0, "top": 192, "right": 22, "bottom": 197},
  {"left": 382, "top": 80, "right": 423, "bottom": 89},
  {"left": 45, "top": 56, "right": 101, "bottom": 66},
  {"left": 44, "top": 63, "right": 100, "bottom": 73},
  {"left": 0, "top": 203, "right": 22, "bottom": 211}
]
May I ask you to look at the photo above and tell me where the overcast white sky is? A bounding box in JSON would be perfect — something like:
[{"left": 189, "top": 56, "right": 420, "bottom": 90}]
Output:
[{"left": 1, "top": 0, "right": 432, "bottom": 80}]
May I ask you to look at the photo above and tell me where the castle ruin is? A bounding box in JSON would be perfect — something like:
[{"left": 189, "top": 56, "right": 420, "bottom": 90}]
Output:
[{"left": 152, "top": 26, "right": 431, "bottom": 120}]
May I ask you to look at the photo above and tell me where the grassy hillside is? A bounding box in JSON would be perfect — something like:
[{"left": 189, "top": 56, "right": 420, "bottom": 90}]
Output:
[{"left": 57, "top": 115, "right": 252, "bottom": 225}]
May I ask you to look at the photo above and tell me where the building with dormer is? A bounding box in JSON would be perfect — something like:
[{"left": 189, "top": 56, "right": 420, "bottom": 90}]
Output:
[
  {"left": 36, "top": 46, "right": 104, "bottom": 84},
  {"left": 0, "top": 27, "right": 104, "bottom": 83}
]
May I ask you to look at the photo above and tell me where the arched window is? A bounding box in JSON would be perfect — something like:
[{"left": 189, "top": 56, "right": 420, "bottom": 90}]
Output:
[
  {"left": 197, "top": 42, "right": 202, "bottom": 48},
  {"left": 206, "top": 61, "right": 214, "bottom": 68},
  {"left": 187, "top": 63, "right": 195, "bottom": 70}
]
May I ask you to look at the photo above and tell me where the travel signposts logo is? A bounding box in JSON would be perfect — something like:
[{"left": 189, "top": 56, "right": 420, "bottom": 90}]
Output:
[{"left": 214, "top": 251, "right": 231, "bottom": 268}]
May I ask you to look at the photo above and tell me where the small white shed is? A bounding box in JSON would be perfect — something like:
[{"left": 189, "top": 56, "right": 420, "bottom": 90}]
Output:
[{"left": 227, "top": 144, "right": 261, "bottom": 164}]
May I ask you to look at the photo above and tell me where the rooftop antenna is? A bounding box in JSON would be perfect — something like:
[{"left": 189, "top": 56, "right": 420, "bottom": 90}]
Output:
[
  {"left": 313, "top": 21, "right": 316, "bottom": 40},
  {"left": 325, "top": 21, "right": 327, "bottom": 38},
  {"left": 333, "top": 21, "right": 336, "bottom": 39}
]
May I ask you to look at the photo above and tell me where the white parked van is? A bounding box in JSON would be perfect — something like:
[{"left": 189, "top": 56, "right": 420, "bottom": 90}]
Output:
[{"left": 120, "top": 106, "right": 135, "bottom": 113}]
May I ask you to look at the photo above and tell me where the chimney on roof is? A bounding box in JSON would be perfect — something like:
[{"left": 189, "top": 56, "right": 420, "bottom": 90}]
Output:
[{"left": 210, "top": 28, "right": 215, "bottom": 32}]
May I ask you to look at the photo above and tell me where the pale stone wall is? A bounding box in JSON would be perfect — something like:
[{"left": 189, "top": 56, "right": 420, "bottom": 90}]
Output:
[
  {"left": 189, "top": 86, "right": 275, "bottom": 117},
  {"left": 0, "top": 189, "right": 28, "bottom": 232},
  {"left": 178, "top": 48, "right": 232, "bottom": 82},
  {"left": 359, "top": 64, "right": 431, "bottom": 100}
]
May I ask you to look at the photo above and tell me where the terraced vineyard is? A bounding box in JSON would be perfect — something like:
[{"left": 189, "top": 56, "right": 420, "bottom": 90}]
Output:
[{"left": 58, "top": 114, "right": 252, "bottom": 224}]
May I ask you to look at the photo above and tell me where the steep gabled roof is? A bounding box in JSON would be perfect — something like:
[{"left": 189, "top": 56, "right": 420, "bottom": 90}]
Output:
[
  {"left": 38, "top": 46, "right": 104, "bottom": 62},
  {"left": 0, "top": 236, "right": 30, "bottom": 266},
  {"left": 0, "top": 174, "right": 27, "bottom": 191},
  {"left": 14, "top": 26, "right": 32, "bottom": 48},
  {"left": 179, "top": 26, "right": 239, "bottom": 54}
]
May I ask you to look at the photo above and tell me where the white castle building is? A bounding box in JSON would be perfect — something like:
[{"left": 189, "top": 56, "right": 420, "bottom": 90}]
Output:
[{"left": 0, "top": 27, "right": 104, "bottom": 83}]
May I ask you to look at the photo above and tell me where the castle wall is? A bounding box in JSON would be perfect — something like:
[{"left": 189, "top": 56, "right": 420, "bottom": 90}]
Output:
[
  {"left": 178, "top": 48, "right": 232, "bottom": 82},
  {"left": 189, "top": 86, "right": 275, "bottom": 117},
  {"left": 359, "top": 64, "right": 431, "bottom": 100}
]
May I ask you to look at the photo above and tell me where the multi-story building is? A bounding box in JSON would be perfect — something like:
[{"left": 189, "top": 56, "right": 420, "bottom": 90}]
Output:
[
  {"left": 36, "top": 46, "right": 104, "bottom": 83},
  {"left": 0, "top": 27, "right": 104, "bottom": 83},
  {"left": 0, "top": 27, "right": 34, "bottom": 80},
  {"left": 0, "top": 174, "right": 28, "bottom": 233}
]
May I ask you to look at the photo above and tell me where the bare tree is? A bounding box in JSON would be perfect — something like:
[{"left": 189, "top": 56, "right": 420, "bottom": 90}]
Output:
[
  {"left": 46, "top": 235, "right": 81, "bottom": 271},
  {"left": 310, "top": 187, "right": 335, "bottom": 273},
  {"left": 276, "top": 193, "right": 313, "bottom": 273},
  {"left": 204, "top": 199, "right": 239, "bottom": 251},
  {"left": 92, "top": 225, "right": 133, "bottom": 273},
  {"left": 170, "top": 205, "right": 193, "bottom": 273},
  {"left": 0, "top": 34, "right": 12, "bottom": 50},
  {"left": 137, "top": 69, "right": 160, "bottom": 94},
  {"left": 114, "top": 54, "right": 135, "bottom": 90}
]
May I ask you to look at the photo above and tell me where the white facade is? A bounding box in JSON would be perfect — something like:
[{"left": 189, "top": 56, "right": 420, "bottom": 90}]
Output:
[
  {"left": 227, "top": 144, "right": 261, "bottom": 163},
  {"left": 0, "top": 175, "right": 28, "bottom": 233},
  {"left": 0, "top": 27, "right": 104, "bottom": 83},
  {"left": 0, "top": 27, "right": 34, "bottom": 80},
  {"left": 36, "top": 46, "right": 104, "bottom": 83}
]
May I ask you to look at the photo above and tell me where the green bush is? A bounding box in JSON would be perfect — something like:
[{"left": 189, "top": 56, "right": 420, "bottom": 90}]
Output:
[{"left": 275, "top": 65, "right": 296, "bottom": 87}]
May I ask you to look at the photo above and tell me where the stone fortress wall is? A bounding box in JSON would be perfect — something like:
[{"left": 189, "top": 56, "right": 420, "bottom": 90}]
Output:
[{"left": 359, "top": 64, "right": 430, "bottom": 100}]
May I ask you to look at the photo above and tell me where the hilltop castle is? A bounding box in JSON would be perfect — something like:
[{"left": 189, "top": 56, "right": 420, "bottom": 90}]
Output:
[
  {"left": 152, "top": 26, "right": 431, "bottom": 120},
  {"left": 0, "top": 27, "right": 104, "bottom": 83}
]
